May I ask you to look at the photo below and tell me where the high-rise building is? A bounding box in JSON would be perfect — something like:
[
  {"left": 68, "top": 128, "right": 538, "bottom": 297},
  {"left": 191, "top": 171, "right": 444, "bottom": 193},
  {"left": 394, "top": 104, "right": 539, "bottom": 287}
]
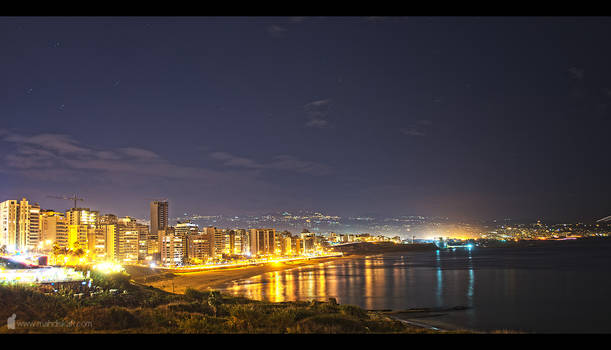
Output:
[
  {"left": 293, "top": 238, "right": 303, "bottom": 255},
  {"left": 279, "top": 234, "right": 292, "bottom": 256},
  {"left": 225, "top": 230, "right": 236, "bottom": 254},
  {"left": 136, "top": 222, "right": 149, "bottom": 262},
  {"left": 187, "top": 233, "right": 211, "bottom": 263},
  {"left": 195, "top": 226, "right": 225, "bottom": 258},
  {"left": 175, "top": 221, "right": 199, "bottom": 236},
  {"left": 214, "top": 228, "right": 226, "bottom": 256},
  {"left": 41, "top": 210, "right": 69, "bottom": 249},
  {"left": 0, "top": 199, "right": 19, "bottom": 250},
  {"left": 249, "top": 229, "right": 276, "bottom": 256},
  {"left": 65, "top": 208, "right": 99, "bottom": 253},
  {"left": 66, "top": 208, "right": 99, "bottom": 226},
  {"left": 301, "top": 231, "right": 316, "bottom": 254},
  {"left": 160, "top": 227, "right": 184, "bottom": 266},
  {"left": 233, "top": 229, "right": 249, "bottom": 255},
  {"left": 150, "top": 201, "right": 168, "bottom": 237},
  {"left": 147, "top": 230, "right": 160, "bottom": 257},
  {"left": 176, "top": 221, "right": 198, "bottom": 259},
  {"left": 100, "top": 222, "right": 117, "bottom": 260},
  {"left": 99, "top": 215, "right": 142, "bottom": 263},
  {"left": 201, "top": 227, "right": 218, "bottom": 258},
  {"left": 115, "top": 217, "right": 142, "bottom": 263},
  {"left": 28, "top": 204, "right": 41, "bottom": 249},
  {"left": 146, "top": 208, "right": 160, "bottom": 259},
  {"left": 67, "top": 224, "right": 89, "bottom": 251},
  {"left": 0, "top": 198, "right": 41, "bottom": 251}
]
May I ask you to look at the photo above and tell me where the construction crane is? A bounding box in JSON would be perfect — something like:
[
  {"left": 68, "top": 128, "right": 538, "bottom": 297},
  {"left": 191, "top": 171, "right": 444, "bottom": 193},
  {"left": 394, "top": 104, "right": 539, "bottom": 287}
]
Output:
[{"left": 47, "top": 194, "right": 84, "bottom": 209}]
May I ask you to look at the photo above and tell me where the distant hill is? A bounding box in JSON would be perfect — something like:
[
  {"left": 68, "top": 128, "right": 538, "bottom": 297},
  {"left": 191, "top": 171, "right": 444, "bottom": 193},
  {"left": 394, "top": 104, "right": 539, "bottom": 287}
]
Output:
[{"left": 597, "top": 216, "right": 611, "bottom": 223}]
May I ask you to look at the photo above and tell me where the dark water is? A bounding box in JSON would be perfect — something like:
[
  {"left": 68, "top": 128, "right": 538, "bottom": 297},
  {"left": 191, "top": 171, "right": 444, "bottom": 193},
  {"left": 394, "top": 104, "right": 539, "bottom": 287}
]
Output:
[{"left": 221, "top": 239, "right": 611, "bottom": 333}]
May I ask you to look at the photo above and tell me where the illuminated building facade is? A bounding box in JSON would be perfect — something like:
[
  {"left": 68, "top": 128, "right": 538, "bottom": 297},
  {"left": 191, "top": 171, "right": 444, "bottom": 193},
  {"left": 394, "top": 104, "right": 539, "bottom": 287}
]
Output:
[
  {"left": 66, "top": 208, "right": 99, "bottom": 226},
  {"left": 65, "top": 208, "right": 99, "bottom": 253},
  {"left": 280, "top": 235, "right": 292, "bottom": 255},
  {"left": 214, "top": 228, "right": 226, "bottom": 256},
  {"left": 28, "top": 204, "right": 41, "bottom": 249},
  {"left": 187, "top": 233, "right": 210, "bottom": 263},
  {"left": 176, "top": 221, "right": 198, "bottom": 260},
  {"left": 249, "top": 229, "right": 276, "bottom": 256},
  {"left": 0, "top": 198, "right": 41, "bottom": 251},
  {"left": 68, "top": 225, "right": 89, "bottom": 250},
  {"left": 300, "top": 231, "right": 316, "bottom": 254},
  {"left": 160, "top": 229, "right": 184, "bottom": 266},
  {"left": 41, "top": 210, "right": 69, "bottom": 249},
  {"left": 225, "top": 229, "right": 235, "bottom": 254},
  {"left": 100, "top": 223, "right": 117, "bottom": 260},
  {"left": 98, "top": 215, "right": 143, "bottom": 263},
  {"left": 116, "top": 217, "right": 142, "bottom": 263},
  {"left": 137, "top": 223, "right": 149, "bottom": 262},
  {"left": 200, "top": 226, "right": 224, "bottom": 258},
  {"left": 233, "top": 229, "right": 249, "bottom": 255},
  {"left": 176, "top": 222, "right": 199, "bottom": 236},
  {"left": 293, "top": 238, "right": 303, "bottom": 255}
]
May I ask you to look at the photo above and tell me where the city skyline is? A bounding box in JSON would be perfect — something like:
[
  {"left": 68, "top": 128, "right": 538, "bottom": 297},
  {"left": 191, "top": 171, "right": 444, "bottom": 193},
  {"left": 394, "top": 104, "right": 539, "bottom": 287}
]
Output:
[
  {"left": 1, "top": 17, "right": 611, "bottom": 222},
  {"left": 3, "top": 16, "right": 611, "bottom": 335}
]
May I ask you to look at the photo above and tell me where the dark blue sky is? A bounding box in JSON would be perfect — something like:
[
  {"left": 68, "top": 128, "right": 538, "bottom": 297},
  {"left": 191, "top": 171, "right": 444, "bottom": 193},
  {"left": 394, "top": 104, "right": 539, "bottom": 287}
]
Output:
[{"left": 1, "top": 17, "right": 610, "bottom": 222}]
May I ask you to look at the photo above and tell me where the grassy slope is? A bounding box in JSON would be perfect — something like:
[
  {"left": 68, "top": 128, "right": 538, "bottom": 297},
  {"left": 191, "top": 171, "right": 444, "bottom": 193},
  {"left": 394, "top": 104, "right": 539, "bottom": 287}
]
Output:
[{"left": 0, "top": 273, "right": 453, "bottom": 334}]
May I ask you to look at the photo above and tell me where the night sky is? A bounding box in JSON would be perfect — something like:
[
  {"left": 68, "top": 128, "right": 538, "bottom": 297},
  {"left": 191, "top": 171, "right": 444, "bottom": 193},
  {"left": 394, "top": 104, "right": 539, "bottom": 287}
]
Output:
[{"left": 1, "top": 17, "right": 610, "bottom": 222}]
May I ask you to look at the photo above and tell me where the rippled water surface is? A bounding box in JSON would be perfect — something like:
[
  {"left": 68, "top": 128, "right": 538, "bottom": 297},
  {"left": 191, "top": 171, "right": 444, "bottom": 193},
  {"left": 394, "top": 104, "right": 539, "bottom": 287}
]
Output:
[{"left": 221, "top": 239, "right": 611, "bottom": 332}]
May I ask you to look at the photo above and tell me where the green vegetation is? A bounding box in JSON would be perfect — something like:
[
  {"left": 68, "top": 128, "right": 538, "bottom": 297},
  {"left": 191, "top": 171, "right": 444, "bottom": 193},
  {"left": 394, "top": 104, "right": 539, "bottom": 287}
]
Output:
[{"left": 0, "top": 272, "right": 444, "bottom": 334}]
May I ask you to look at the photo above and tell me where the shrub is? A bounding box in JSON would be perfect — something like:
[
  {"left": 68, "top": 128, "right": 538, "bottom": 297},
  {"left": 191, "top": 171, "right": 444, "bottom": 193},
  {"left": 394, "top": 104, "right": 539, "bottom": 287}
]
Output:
[
  {"left": 288, "top": 314, "right": 368, "bottom": 334},
  {"left": 339, "top": 304, "right": 368, "bottom": 319},
  {"left": 89, "top": 270, "right": 132, "bottom": 291},
  {"left": 184, "top": 288, "right": 206, "bottom": 301},
  {"left": 69, "top": 306, "right": 140, "bottom": 330}
]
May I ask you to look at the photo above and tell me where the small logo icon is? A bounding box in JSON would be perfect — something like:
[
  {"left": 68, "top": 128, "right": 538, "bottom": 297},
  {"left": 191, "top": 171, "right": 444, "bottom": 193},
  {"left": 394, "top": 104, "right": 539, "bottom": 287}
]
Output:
[{"left": 7, "top": 313, "right": 16, "bottom": 330}]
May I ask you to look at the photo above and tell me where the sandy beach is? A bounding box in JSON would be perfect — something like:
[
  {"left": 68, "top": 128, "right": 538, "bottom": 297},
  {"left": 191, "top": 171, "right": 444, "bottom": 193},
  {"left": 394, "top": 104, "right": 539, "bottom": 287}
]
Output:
[
  {"left": 125, "top": 251, "right": 476, "bottom": 332},
  {"left": 128, "top": 254, "right": 362, "bottom": 294},
  {"left": 126, "top": 244, "right": 436, "bottom": 294}
]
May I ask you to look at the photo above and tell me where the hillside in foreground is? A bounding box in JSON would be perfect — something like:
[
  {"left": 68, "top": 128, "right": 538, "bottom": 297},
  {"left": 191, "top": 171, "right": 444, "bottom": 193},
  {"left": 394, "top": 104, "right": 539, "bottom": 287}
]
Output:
[{"left": 0, "top": 271, "right": 457, "bottom": 334}]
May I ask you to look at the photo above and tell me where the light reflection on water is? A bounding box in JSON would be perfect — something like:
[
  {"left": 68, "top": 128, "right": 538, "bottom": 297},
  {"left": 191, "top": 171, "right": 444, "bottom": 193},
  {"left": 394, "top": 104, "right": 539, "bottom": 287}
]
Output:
[{"left": 220, "top": 241, "right": 611, "bottom": 332}]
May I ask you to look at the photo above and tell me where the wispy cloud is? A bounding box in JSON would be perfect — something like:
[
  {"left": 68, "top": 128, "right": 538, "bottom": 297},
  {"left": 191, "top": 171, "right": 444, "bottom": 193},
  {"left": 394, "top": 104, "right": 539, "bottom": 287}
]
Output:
[
  {"left": 4, "top": 133, "right": 91, "bottom": 154},
  {"left": 306, "top": 119, "right": 329, "bottom": 128},
  {"left": 304, "top": 98, "right": 332, "bottom": 128},
  {"left": 210, "top": 152, "right": 332, "bottom": 176},
  {"left": 119, "top": 147, "right": 161, "bottom": 160},
  {"left": 400, "top": 128, "right": 426, "bottom": 137},
  {"left": 210, "top": 152, "right": 262, "bottom": 169},
  {"left": 0, "top": 131, "right": 318, "bottom": 215},
  {"left": 400, "top": 119, "right": 432, "bottom": 137},
  {"left": 0, "top": 131, "right": 226, "bottom": 181}
]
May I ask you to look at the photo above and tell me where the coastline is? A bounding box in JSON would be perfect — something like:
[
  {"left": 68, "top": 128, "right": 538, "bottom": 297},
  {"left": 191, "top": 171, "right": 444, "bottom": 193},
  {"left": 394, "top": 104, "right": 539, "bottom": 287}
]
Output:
[
  {"left": 127, "top": 245, "right": 483, "bottom": 332},
  {"left": 129, "top": 254, "right": 364, "bottom": 294},
  {"left": 387, "top": 313, "right": 469, "bottom": 332},
  {"left": 127, "top": 243, "right": 438, "bottom": 294}
]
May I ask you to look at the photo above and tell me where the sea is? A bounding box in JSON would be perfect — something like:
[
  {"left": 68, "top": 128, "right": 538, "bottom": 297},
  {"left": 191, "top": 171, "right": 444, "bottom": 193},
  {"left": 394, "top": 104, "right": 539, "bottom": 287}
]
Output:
[{"left": 220, "top": 238, "right": 611, "bottom": 333}]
